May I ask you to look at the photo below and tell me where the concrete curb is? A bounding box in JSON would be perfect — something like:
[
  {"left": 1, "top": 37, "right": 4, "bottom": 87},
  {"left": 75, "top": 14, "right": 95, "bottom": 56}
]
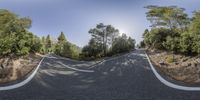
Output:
[
  {"left": 145, "top": 52, "right": 200, "bottom": 91},
  {"left": 0, "top": 57, "right": 45, "bottom": 91}
]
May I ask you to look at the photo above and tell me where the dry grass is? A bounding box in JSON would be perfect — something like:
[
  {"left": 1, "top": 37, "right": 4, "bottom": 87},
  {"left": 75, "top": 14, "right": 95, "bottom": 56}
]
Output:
[
  {"left": 0, "top": 54, "right": 42, "bottom": 84},
  {"left": 147, "top": 50, "right": 200, "bottom": 84}
]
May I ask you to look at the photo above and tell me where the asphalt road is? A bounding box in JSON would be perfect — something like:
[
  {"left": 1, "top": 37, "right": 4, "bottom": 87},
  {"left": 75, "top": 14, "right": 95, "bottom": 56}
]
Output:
[{"left": 0, "top": 50, "right": 200, "bottom": 100}]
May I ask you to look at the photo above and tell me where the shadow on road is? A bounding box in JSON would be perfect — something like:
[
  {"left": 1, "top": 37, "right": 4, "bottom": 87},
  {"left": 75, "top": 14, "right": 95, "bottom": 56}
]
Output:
[{"left": 34, "top": 51, "right": 151, "bottom": 92}]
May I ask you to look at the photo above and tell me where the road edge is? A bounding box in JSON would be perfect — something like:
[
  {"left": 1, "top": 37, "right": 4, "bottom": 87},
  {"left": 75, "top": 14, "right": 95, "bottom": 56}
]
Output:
[
  {"left": 0, "top": 57, "right": 45, "bottom": 91},
  {"left": 145, "top": 52, "right": 200, "bottom": 91}
]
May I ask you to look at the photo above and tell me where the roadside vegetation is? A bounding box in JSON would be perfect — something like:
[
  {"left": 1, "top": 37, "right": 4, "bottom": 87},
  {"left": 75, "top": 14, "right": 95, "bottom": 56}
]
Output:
[
  {"left": 141, "top": 5, "right": 200, "bottom": 83},
  {"left": 81, "top": 23, "right": 135, "bottom": 60},
  {"left": 141, "top": 5, "right": 200, "bottom": 55}
]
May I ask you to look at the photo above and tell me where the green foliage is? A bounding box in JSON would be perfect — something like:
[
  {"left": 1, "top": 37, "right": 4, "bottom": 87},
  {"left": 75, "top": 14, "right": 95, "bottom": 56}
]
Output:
[
  {"left": 163, "top": 36, "right": 180, "bottom": 52},
  {"left": 54, "top": 32, "right": 80, "bottom": 59},
  {"left": 82, "top": 38, "right": 103, "bottom": 58},
  {"left": 144, "top": 28, "right": 171, "bottom": 49},
  {"left": 0, "top": 9, "right": 39, "bottom": 57},
  {"left": 145, "top": 5, "right": 190, "bottom": 30},
  {"left": 144, "top": 6, "right": 200, "bottom": 56},
  {"left": 112, "top": 34, "right": 135, "bottom": 54},
  {"left": 192, "top": 34, "right": 200, "bottom": 54},
  {"left": 190, "top": 11, "right": 200, "bottom": 54},
  {"left": 179, "top": 32, "right": 193, "bottom": 53},
  {"left": 88, "top": 23, "right": 120, "bottom": 56},
  {"left": 0, "top": 34, "right": 15, "bottom": 56},
  {"left": 81, "top": 23, "right": 135, "bottom": 59},
  {"left": 190, "top": 11, "right": 200, "bottom": 35},
  {"left": 46, "top": 34, "right": 52, "bottom": 53},
  {"left": 166, "top": 55, "right": 174, "bottom": 63},
  {"left": 58, "top": 32, "right": 67, "bottom": 43},
  {"left": 31, "top": 36, "right": 42, "bottom": 53}
]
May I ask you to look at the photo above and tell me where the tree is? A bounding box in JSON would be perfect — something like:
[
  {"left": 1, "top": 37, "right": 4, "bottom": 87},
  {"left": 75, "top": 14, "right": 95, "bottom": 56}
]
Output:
[
  {"left": 0, "top": 9, "right": 33, "bottom": 57},
  {"left": 190, "top": 11, "right": 200, "bottom": 56},
  {"left": 54, "top": 32, "right": 80, "bottom": 59},
  {"left": 89, "top": 23, "right": 119, "bottom": 56},
  {"left": 46, "top": 34, "right": 52, "bottom": 53},
  {"left": 179, "top": 32, "right": 193, "bottom": 54},
  {"left": 145, "top": 5, "right": 190, "bottom": 30},
  {"left": 81, "top": 38, "right": 102, "bottom": 58},
  {"left": 144, "top": 6, "right": 191, "bottom": 61},
  {"left": 128, "top": 37, "right": 136, "bottom": 49},
  {"left": 192, "top": 35, "right": 200, "bottom": 56},
  {"left": 55, "top": 32, "right": 67, "bottom": 55},
  {"left": 40, "top": 36, "right": 46, "bottom": 54},
  {"left": 58, "top": 32, "right": 67, "bottom": 43},
  {"left": 83, "top": 23, "right": 136, "bottom": 59},
  {"left": 144, "top": 28, "right": 170, "bottom": 49},
  {"left": 31, "top": 35, "right": 42, "bottom": 53},
  {"left": 142, "top": 29, "right": 149, "bottom": 38},
  {"left": 112, "top": 34, "right": 135, "bottom": 54},
  {"left": 163, "top": 36, "right": 180, "bottom": 53}
]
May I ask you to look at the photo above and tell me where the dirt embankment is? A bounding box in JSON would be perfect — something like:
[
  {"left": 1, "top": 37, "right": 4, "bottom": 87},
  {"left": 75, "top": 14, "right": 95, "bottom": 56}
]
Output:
[
  {"left": 147, "top": 50, "right": 200, "bottom": 84},
  {"left": 0, "top": 54, "right": 42, "bottom": 84}
]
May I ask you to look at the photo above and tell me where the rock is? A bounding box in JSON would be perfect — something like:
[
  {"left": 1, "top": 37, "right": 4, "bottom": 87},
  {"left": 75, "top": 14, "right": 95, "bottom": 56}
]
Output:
[
  {"left": 181, "top": 63, "right": 186, "bottom": 67},
  {"left": 159, "top": 61, "right": 165, "bottom": 66},
  {"left": 196, "top": 63, "right": 200, "bottom": 67},
  {"left": 191, "top": 63, "right": 197, "bottom": 67},
  {"left": 182, "top": 58, "right": 188, "bottom": 62},
  {"left": 175, "top": 62, "right": 179, "bottom": 65},
  {"left": 187, "top": 63, "right": 192, "bottom": 66},
  {"left": 0, "top": 64, "right": 4, "bottom": 69}
]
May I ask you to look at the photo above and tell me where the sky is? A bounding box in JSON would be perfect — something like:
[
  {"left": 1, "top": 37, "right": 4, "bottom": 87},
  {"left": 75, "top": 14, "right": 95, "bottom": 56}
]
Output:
[{"left": 0, "top": 0, "right": 200, "bottom": 47}]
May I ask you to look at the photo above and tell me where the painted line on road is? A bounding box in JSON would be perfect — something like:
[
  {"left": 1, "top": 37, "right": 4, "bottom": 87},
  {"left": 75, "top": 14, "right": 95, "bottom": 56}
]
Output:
[
  {"left": 0, "top": 57, "right": 45, "bottom": 91},
  {"left": 145, "top": 52, "right": 200, "bottom": 91},
  {"left": 45, "top": 56, "right": 94, "bottom": 73},
  {"left": 58, "top": 62, "right": 94, "bottom": 73},
  {"left": 88, "top": 53, "right": 130, "bottom": 69}
]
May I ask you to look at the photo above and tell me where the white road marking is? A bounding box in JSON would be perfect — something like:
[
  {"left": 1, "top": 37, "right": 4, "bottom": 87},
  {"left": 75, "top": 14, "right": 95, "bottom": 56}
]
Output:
[
  {"left": 145, "top": 52, "right": 200, "bottom": 91},
  {"left": 57, "top": 62, "right": 94, "bottom": 73},
  {"left": 0, "top": 57, "right": 45, "bottom": 91}
]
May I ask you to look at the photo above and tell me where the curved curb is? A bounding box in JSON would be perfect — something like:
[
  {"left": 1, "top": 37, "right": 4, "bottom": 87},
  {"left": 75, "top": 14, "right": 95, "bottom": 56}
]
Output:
[
  {"left": 145, "top": 52, "right": 200, "bottom": 91},
  {"left": 0, "top": 57, "right": 44, "bottom": 91}
]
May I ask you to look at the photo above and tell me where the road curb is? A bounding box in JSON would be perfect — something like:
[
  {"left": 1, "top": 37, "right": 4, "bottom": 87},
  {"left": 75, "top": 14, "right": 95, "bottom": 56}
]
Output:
[
  {"left": 145, "top": 52, "right": 200, "bottom": 91},
  {"left": 0, "top": 57, "right": 45, "bottom": 91}
]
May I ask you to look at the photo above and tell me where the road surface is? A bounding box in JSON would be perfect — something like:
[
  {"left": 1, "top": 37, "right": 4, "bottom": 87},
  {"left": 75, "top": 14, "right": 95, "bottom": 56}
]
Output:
[{"left": 0, "top": 50, "right": 200, "bottom": 100}]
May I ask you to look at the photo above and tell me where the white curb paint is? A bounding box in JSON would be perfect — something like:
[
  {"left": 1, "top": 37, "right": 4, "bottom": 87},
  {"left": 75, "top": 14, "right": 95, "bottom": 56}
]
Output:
[
  {"left": 45, "top": 56, "right": 94, "bottom": 73},
  {"left": 88, "top": 53, "right": 130, "bottom": 69},
  {"left": 58, "top": 62, "right": 94, "bottom": 73},
  {"left": 0, "top": 57, "right": 44, "bottom": 91},
  {"left": 145, "top": 52, "right": 200, "bottom": 91},
  {"left": 46, "top": 54, "right": 85, "bottom": 63}
]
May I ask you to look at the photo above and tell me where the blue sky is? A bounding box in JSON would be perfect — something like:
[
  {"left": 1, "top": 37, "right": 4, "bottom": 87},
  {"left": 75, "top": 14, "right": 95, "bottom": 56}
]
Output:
[{"left": 0, "top": 0, "right": 200, "bottom": 47}]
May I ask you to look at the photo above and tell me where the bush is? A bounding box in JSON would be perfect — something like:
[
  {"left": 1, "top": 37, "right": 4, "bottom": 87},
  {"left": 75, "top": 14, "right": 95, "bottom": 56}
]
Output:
[{"left": 166, "top": 55, "right": 175, "bottom": 63}]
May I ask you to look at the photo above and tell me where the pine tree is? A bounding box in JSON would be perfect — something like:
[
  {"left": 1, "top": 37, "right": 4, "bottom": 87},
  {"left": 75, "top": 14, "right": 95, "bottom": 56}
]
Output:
[{"left": 46, "top": 34, "right": 52, "bottom": 53}]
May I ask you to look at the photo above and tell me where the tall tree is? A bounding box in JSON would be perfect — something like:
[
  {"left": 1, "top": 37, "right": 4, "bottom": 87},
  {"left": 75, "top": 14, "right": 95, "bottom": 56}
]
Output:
[
  {"left": 145, "top": 5, "right": 190, "bottom": 61},
  {"left": 58, "top": 32, "right": 67, "bottom": 43},
  {"left": 55, "top": 32, "right": 67, "bottom": 55},
  {"left": 190, "top": 11, "right": 200, "bottom": 56},
  {"left": 46, "top": 34, "right": 52, "bottom": 53},
  {"left": 89, "top": 23, "right": 119, "bottom": 56},
  {"left": 0, "top": 9, "right": 33, "bottom": 56}
]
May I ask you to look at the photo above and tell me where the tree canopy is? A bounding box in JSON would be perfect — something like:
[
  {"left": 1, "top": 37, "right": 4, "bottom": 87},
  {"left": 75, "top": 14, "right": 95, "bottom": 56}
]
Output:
[
  {"left": 82, "top": 23, "right": 135, "bottom": 59},
  {"left": 142, "top": 6, "right": 200, "bottom": 56}
]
